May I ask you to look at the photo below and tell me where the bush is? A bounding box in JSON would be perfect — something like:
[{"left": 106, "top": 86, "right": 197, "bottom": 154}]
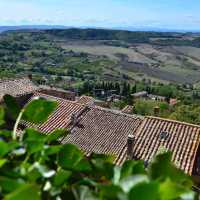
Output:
[{"left": 0, "top": 95, "right": 195, "bottom": 199}]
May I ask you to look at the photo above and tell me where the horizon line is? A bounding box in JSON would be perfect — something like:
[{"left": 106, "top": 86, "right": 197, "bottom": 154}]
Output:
[{"left": 0, "top": 24, "right": 200, "bottom": 33}]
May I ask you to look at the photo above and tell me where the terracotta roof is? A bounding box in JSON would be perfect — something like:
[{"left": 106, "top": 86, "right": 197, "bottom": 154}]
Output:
[
  {"left": 19, "top": 92, "right": 200, "bottom": 174},
  {"left": 21, "top": 92, "right": 85, "bottom": 133},
  {"left": 62, "top": 107, "right": 142, "bottom": 161},
  {"left": 132, "top": 116, "right": 200, "bottom": 175},
  {"left": 0, "top": 78, "right": 38, "bottom": 101},
  {"left": 76, "top": 95, "right": 95, "bottom": 105},
  {"left": 21, "top": 92, "right": 143, "bottom": 164},
  {"left": 122, "top": 105, "right": 134, "bottom": 114},
  {"left": 169, "top": 98, "right": 179, "bottom": 106}
]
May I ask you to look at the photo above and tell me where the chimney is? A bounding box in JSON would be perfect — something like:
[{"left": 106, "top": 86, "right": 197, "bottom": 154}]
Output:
[
  {"left": 154, "top": 106, "right": 160, "bottom": 116},
  {"left": 127, "top": 135, "right": 135, "bottom": 159},
  {"left": 71, "top": 113, "right": 78, "bottom": 126},
  {"left": 28, "top": 74, "right": 32, "bottom": 80}
]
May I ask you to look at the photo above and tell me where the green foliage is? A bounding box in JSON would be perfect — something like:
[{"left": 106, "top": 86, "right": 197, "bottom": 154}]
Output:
[
  {"left": 0, "top": 95, "right": 196, "bottom": 199},
  {"left": 22, "top": 99, "right": 57, "bottom": 124},
  {"left": 134, "top": 99, "right": 169, "bottom": 116},
  {"left": 4, "top": 94, "right": 21, "bottom": 119},
  {"left": 169, "top": 105, "right": 200, "bottom": 125}
]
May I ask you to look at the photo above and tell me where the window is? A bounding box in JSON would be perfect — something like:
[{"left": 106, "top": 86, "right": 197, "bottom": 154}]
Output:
[{"left": 159, "top": 131, "right": 169, "bottom": 141}]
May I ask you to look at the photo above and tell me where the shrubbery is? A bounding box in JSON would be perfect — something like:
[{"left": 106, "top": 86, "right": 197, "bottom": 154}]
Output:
[{"left": 0, "top": 95, "right": 196, "bottom": 199}]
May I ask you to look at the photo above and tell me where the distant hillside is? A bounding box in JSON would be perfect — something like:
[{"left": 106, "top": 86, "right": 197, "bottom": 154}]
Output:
[
  {"left": 44, "top": 28, "right": 184, "bottom": 43},
  {"left": 0, "top": 25, "right": 67, "bottom": 33},
  {"left": 1, "top": 28, "right": 200, "bottom": 84}
]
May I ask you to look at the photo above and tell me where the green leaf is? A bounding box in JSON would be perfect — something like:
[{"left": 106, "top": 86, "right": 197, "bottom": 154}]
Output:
[
  {"left": 90, "top": 153, "right": 115, "bottom": 163},
  {"left": 99, "top": 185, "right": 123, "bottom": 200},
  {"left": 44, "top": 145, "right": 62, "bottom": 156},
  {"left": 23, "top": 128, "right": 46, "bottom": 141},
  {"left": 4, "top": 184, "right": 40, "bottom": 200},
  {"left": 90, "top": 155, "right": 114, "bottom": 180},
  {"left": 26, "top": 141, "right": 44, "bottom": 154},
  {"left": 120, "top": 175, "right": 149, "bottom": 193},
  {"left": 112, "top": 166, "right": 121, "bottom": 185},
  {"left": 0, "top": 130, "right": 12, "bottom": 137},
  {"left": 23, "top": 129, "right": 46, "bottom": 154},
  {"left": 57, "top": 144, "right": 84, "bottom": 170},
  {"left": 121, "top": 160, "right": 146, "bottom": 179},
  {"left": 128, "top": 181, "right": 159, "bottom": 200},
  {"left": 0, "top": 159, "right": 7, "bottom": 168},
  {"left": 0, "top": 141, "right": 9, "bottom": 157},
  {"left": 73, "top": 186, "right": 98, "bottom": 200},
  {"left": 27, "top": 168, "right": 42, "bottom": 182},
  {"left": 53, "top": 169, "right": 72, "bottom": 187},
  {"left": 74, "top": 159, "right": 92, "bottom": 172},
  {"left": 0, "top": 176, "right": 23, "bottom": 193},
  {"left": 159, "top": 178, "right": 189, "bottom": 200},
  {"left": 30, "top": 162, "right": 55, "bottom": 178},
  {"left": 22, "top": 99, "right": 57, "bottom": 124},
  {"left": 3, "top": 95, "right": 21, "bottom": 119},
  {"left": 46, "top": 129, "right": 68, "bottom": 143},
  {"left": 149, "top": 152, "right": 192, "bottom": 185},
  {"left": 0, "top": 106, "right": 5, "bottom": 126}
]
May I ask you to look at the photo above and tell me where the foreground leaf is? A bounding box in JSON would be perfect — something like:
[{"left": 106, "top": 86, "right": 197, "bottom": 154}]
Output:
[
  {"left": 4, "top": 184, "right": 40, "bottom": 200},
  {"left": 46, "top": 129, "right": 68, "bottom": 143},
  {"left": 58, "top": 144, "right": 84, "bottom": 170},
  {"left": 3, "top": 95, "right": 20, "bottom": 119},
  {"left": 53, "top": 169, "right": 72, "bottom": 187},
  {"left": 22, "top": 99, "right": 57, "bottom": 124},
  {"left": 129, "top": 181, "right": 159, "bottom": 200},
  {"left": 0, "top": 176, "right": 23, "bottom": 193},
  {"left": 149, "top": 152, "right": 192, "bottom": 186}
]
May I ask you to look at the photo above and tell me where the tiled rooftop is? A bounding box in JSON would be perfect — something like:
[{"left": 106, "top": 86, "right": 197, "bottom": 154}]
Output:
[
  {"left": 0, "top": 78, "right": 38, "bottom": 101},
  {"left": 21, "top": 92, "right": 143, "bottom": 165},
  {"left": 76, "top": 95, "right": 95, "bottom": 105},
  {"left": 22, "top": 92, "right": 85, "bottom": 133},
  {"left": 20, "top": 93, "right": 200, "bottom": 174},
  {"left": 122, "top": 105, "right": 134, "bottom": 114},
  {"left": 62, "top": 106, "right": 142, "bottom": 159},
  {"left": 132, "top": 116, "right": 200, "bottom": 175}
]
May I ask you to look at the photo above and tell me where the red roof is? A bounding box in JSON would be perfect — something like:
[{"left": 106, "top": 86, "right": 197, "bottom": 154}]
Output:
[
  {"left": 76, "top": 95, "right": 94, "bottom": 105},
  {"left": 20, "top": 92, "right": 200, "bottom": 174},
  {"left": 132, "top": 116, "right": 200, "bottom": 175},
  {"left": 0, "top": 78, "right": 38, "bottom": 101},
  {"left": 21, "top": 92, "right": 143, "bottom": 164}
]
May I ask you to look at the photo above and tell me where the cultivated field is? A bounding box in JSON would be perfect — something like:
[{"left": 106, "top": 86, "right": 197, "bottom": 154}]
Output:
[{"left": 61, "top": 41, "right": 200, "bottom": 83}]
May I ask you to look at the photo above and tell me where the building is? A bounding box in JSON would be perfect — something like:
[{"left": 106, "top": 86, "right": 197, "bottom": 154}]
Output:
[
  {"left": 131, "top": 116, "right": 200, "bottom": 177},
  {"left": 38, "top": 85, "right": 76, "bottom": 101},
  {"left": 76, "top": 95, "right": 95, "bottom": 105},
  {"left": 17, "top": 91, "right": 200, "bottom": 178},
  {"left": 131, "top": 91, "right": 148, "bottom": 99},
  {"left": 148, "top": 94, "right": 166, "bottom": 102},
  {"left": 20, "top": 92, "right": 143, "bottom": 165},
  {"left": 1, "top": 78, "right": 200, "bottom": 178},
  {"left": 0, "top": 78, "right": 38, "bottom": 102}
]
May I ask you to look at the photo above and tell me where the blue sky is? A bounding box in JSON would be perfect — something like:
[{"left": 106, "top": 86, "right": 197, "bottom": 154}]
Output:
[{"left": 0, "top": 0, "right": 200, "bottom": 30}]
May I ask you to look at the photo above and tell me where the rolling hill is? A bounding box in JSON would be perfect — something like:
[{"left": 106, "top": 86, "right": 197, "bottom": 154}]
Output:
[{"left": 1, "top": 28, "right": 200, "bottom": 85}]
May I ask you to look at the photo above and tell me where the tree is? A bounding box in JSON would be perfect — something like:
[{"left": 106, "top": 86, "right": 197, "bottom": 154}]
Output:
[{"left": 131, "top": 84, "right": 136, "bottom": 94}]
